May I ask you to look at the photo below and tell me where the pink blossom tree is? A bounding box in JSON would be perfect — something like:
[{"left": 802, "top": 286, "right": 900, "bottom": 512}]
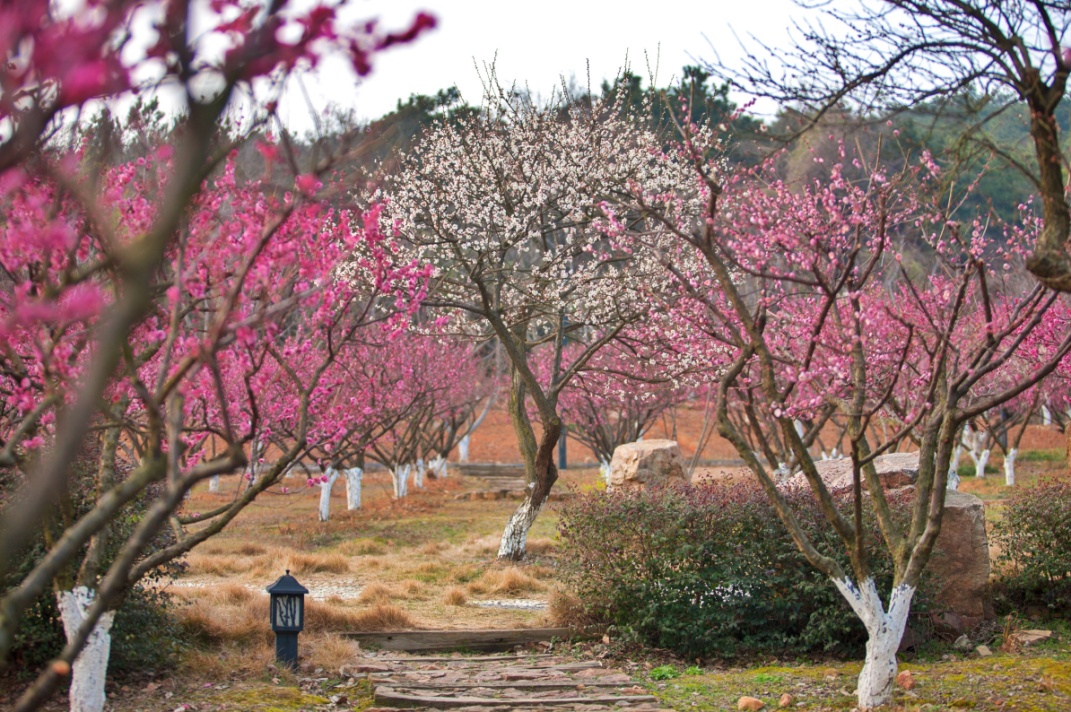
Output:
[
  {"left": 617, "top": 124, "right": 1071, "bottom": 708},
  {"left": 0, "top": 3, "right": 433, "bottom": 709}
]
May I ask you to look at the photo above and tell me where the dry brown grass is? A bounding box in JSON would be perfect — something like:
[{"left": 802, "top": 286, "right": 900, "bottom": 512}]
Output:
[
  {"left": 356, "top": 582, "right": 393, "bottom": 605},
  {"left": 303, "top": 599, "right": 372, "bottom": 633},
  {"left": 548, "top": 588, "right": 594, "bottom": 628},
  {"left": 184, "top": 553, "right": 263, "bottom": 577},
  {"left": 181, "top": 641, "right": 274, "bottom": 679},
  {"left": 348, "top": 603, "right": 417, "bottom": 631},
  {"left": 337, "top": 538, "right": 386, "bottom": 556},
  {"left": 285, "top": 551, "right": 350, "bottom": 574},
  {"left": 466, "top": 535, "right": 501, "bottom": 556},
  {"left": 177, "top": 586, "right": 267, "bottom": 645},
  {"left": 525, "top": 537, "right": 557, "bottom": 555},
  {"left": 418, "top": 541, "right": 446, "bottom": 555},
  {"left": 304, "top": 632, "right": 362, "bottom": 671},
  {"left": 442, "top": 586, "right": 468, "bottom": 606},
  {"left": 469, "top": 566, "right": 544, "bottom": 596}
]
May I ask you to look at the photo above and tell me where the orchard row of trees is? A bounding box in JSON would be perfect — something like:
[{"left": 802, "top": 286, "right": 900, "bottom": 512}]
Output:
[{"left": 4, "top": 2, "right": 1071, "bottom": 711}]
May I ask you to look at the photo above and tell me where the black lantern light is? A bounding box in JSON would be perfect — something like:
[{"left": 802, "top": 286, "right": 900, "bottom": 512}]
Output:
[{"left": 266, "top": 570, "right": 308, "bottom": 669}]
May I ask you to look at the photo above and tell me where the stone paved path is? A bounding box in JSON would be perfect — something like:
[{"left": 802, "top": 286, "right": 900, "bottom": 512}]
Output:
[{"left": 357, "top": 652, "right": 670, "bottom": 711}]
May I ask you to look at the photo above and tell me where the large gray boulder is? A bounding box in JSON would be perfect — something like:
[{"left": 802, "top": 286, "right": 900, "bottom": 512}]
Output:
[
  {"left": 928, "top": 490, "right": 994, "bottom": 635},
  {"left": 607, "top": 439, "right": 688, "bottom": 490},
  {"left": 781, "top": 452, "right": 919, "bottom": 493}
]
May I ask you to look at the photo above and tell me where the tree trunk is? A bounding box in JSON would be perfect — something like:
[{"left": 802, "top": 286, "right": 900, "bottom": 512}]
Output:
[
  {"left": 1004, "top": 449, "right": 1017, "bottom": 487},
  {"left": 413, "top": 458, "right": 425, "bottom": 489},
  {"left": 392, "top": 464, "right": 410, "bottom": 499},
  {"left": 458, "top": 435, "right": 471, "bottom": 463},
  {"left": 429, "top": 455, "right": 448, "bottom": 478},
  {"left": 598, "top": 459, "right": 611, "bottom": 486},
  {"left": 831, "top": 578, "right": 914, "bottom": 710},
  {"left": 208, "top": 474, "right": 220, "bottom": 492},
  {"left": 497, "top": 366, "right": 560, "bottom": 561},
  {"left": 343, "top": 467, "right": 363, "bottom": 509},
  {"left": 56, "top": 587, "right": 116, "bottom": 712},
  {"left": 971, "top": 449, "right": 990, "bottom": 478},
  {"left": 318, "top": 467, "right": 339, "bottom": 522}
]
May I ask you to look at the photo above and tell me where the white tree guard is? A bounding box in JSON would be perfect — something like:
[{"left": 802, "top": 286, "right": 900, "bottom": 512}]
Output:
[
  {"left": 208, "top": 474, "right": 220, "bottom": 492},
  {"left": 458, "top": 435, "right": 471, "bottom": 463},
  {"left": 497, "top": 490, "right": 543, "bottom": 559},
  {"left": 318, "top": 467, "right": 340, "bottom": 521},
  {"left": 413, "top": 458, "right": 426, "bottom": 489},
  {"left": 343, "top": 467, "right": 363, "bottom": 509},
  {"left": 831, "top": 578, "right": 915, "bottom": 710},
  {"left": 1004, "top": 448, "right": 1017, "bottom": 486},
  {"left": 392, "top": 464, "right": 410, "bottom": 499},
  {"left": 57, "top": 586, "right": 116, "bottom": 712},
  {"left": 429, "top": 455, "right": 448, "bottom": 478}
]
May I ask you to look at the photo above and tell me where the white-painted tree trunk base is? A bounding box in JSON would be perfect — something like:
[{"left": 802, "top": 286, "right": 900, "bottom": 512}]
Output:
[
  {"left": 57, "top": 587, "right": 116, "bottom": 712},
  {"left": 971, "top": 449, "right": 990, "bottom": 478},
  {"left": 344, "top": 467, "right": 363, "bottom": 509},
  {"left": 458, "top": 435, "right": 471, "bottom": 463},
  {"left": 392, "top": 465, "right": 410, "bottom": 499},
  {"left": 318, "top": 468, "right": 340, "bottom": 521},
  {"left": 208, "top": 474, "right": 220, "bottom": 492},
  {"left": 1004, "top": 449, "right": 1017, "bottom": 486},
  {"left": 598, "top": 460, "right": 611, "bottom": 485},
  {"left": 951, "top": 443, "right": 963, "bottom": 472},
  {"left": 497, "top": 494, "right": 543, "bottom": 559},
  {"left": 947, "top": 468, "right": 960, "bottom": 490},
  {"left": 414, "top": 458, "right": 426, "bottom": 489},
  {"left": 1042, "top": 405, "right": 1052, "bottom": 427},
  {"left": 831, "top": 578, "right": 914, "bottom": 710},
  {"left": 429, "top": 455, "right": 448, "bottom": 479}
]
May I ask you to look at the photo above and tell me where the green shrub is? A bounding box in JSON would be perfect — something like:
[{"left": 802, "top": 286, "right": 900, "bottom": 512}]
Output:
[
  {"left": 991, "top": 477, "right": 1071, "bottom": 615},
  {"left": 3, "top": 442, "right": 185, "bottom": 676},
  {"left": 556, "top": 482, "right": 928, "bottom": 659}
]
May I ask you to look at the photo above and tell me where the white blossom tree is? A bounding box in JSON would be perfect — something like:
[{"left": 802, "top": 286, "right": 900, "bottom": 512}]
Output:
[{"left": 383, "top": 74, "right": 678, "bottom": 558}]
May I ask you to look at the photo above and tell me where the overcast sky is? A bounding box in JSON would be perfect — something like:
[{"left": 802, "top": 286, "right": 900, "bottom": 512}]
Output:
[{"left": 280, "top": 0, "right": 803, "bottom": 130}]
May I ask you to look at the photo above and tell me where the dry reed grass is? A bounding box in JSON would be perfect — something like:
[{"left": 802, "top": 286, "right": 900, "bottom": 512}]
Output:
[
  {"left": 356, "top": 582, "right": 393, "bottom": 605},
  {"left": 469, "top": 567, "right": 544, "bottom": 596},
  {"left": 418, "top": 541, "right": 446, "bottom": 555},
  {"left": 525, "top": 537, "right": 557, "bottom": 555},
  {"left": 548, "top": 588, "right": 593, "bottom": 628},
  {"left": 337, "top": 539, "right": 386, "bottom": 556},
  {"left": 304, "top": 632, "right": 362, "bottom": 671},
  {"left": 303, "top": 599, "right": 372, "bottom": 633},
  {"left": 442, "top": 586, "right": 468, "bottom": 606},
  {"left": 285, "top": 551, "right": 350, "bottom": 574},
  {"left": 181, "top": 641, "right": 274, "bottom": 679},
  {"left": 176, "top": 586, "right": 268, "bottom": 645},
  {"left": 466, "top": 535, "right": 501, "bottom": 556},
  {"left": 348, "top": 603, "right": 417, "bottom": 631}
]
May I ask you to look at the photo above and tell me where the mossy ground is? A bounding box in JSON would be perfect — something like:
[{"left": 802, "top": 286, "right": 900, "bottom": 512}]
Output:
[{"left": 648, "top": 636, "right": 1071, "bottom": 711}]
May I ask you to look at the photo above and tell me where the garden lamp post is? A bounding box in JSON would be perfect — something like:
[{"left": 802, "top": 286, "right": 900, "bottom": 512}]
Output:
[{"left": 266, "top": 570, "right": 308, "bottom": 669}]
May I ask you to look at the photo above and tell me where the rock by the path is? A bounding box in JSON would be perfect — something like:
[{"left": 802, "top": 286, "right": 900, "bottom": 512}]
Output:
[
  {"left": 896, "top": 670, "right": 916, "bottom": 690},
  {"left": 738, "top": 696, "right": 765, "bottom": 711},
  {"left": 607, "top": 440, "right": 687, "bottom": 490},
  {"left": 928, "top": 490, "right": 994, "bottom": 635},
  {"left": 781, "top": 452, "right": 919, "bottom": 494}
]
